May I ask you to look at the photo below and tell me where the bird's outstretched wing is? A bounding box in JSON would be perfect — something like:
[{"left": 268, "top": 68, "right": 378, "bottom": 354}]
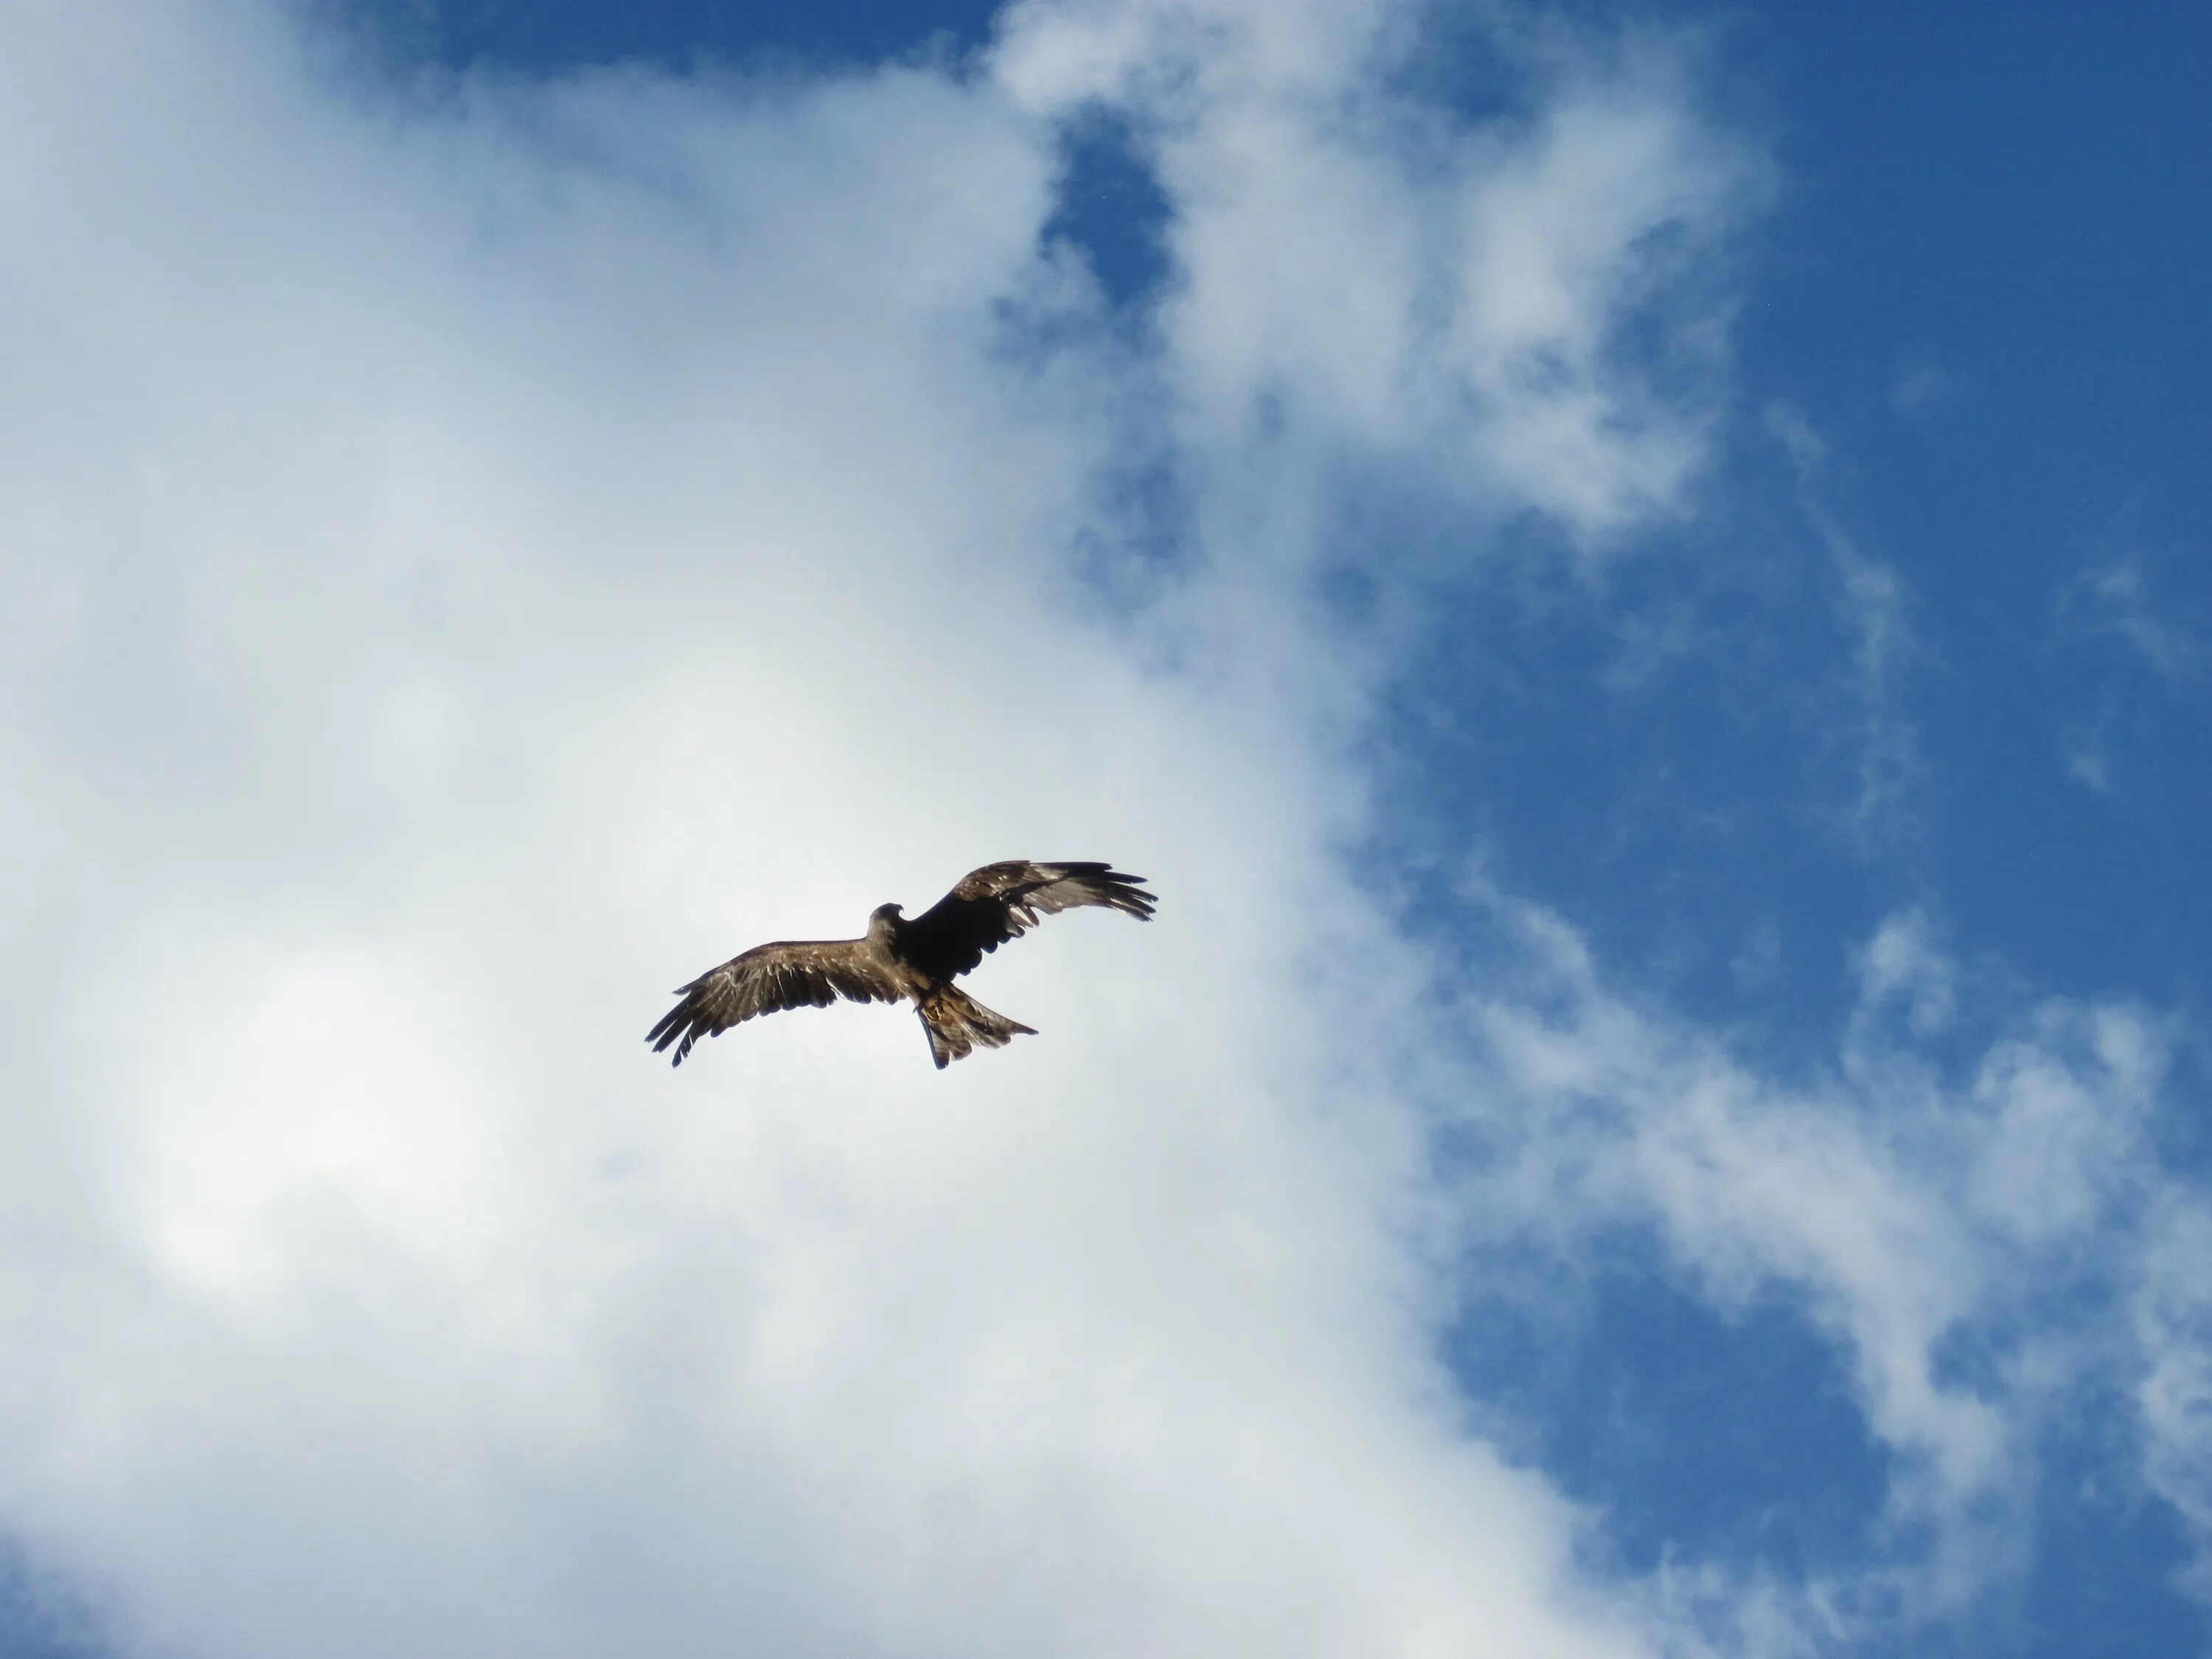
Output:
[
  {"left": 901, "top": 860, "right": 1156, "bottom": 979},
  {"left": 647, "top": 939, "right": 906, "bottom": 1066}
]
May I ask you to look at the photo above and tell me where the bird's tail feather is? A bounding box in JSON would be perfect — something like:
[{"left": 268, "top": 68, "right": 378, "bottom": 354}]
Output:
[{"left": 917, "top": 985, "right": 1035, "bottom": 1069}]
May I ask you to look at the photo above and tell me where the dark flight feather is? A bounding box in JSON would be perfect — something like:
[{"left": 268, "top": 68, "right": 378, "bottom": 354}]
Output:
[
  {"left": 645, "top": 938, "right": 909, "bottom": 1066},
  {"left": 900, "top": 861, "right": 1158, "bottom": 980}
]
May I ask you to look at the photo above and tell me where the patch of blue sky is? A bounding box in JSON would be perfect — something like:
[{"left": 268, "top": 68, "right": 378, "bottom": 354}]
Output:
[
  {"left": 2024, "top": 1408, "right": 2204, "bottom": 1659},
  {"left": 1371, "top": 489, "right": 1907, "bottom": 1071},
  {"left": 1723, "top": 4, "right": 2212, "bottom": 1004},
  {"left": 0, "top": 1540, "right": 106, "bottom": 1659},
  {"left": 1040, "top": 104, "right": 1175, "bottom": 314},
  {"left": 337, "top": 0, "right": 1004, "bottom": 74},
  {"left": 1371, "top": 2, "right": 2212, "bottom": 1084},
  {"left": 1451, "top": 1254, "right": 1891, "bottom": 1578}
]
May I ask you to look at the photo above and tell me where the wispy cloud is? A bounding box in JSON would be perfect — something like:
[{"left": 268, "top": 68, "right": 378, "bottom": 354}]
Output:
[
  {"left": 1890, "top": 364, "right": 1961, "bottom": 425},
  {"left": 1455, "top": 886, "right": 2191, "bottom": 1619},
  {"left": 1766, "top": 402, "right": 1924, "bottom": 840},
  {"left": 2060, "top": 555, "right": 2208, "bottom": 686},
  {"left": 2059, "top": 705, "right": 2119, "bottom": 795},
  {"left": 2138, "top": 1199, "right": 2212, "bottom": 1600},
  {"left": 2051, "top": 538, "right": 2207, "bottom": 799}
]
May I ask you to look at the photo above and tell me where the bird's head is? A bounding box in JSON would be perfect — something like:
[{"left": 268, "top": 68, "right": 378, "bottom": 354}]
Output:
[{"left": 868, "top": 902, "right": 904, "bottom": 938}]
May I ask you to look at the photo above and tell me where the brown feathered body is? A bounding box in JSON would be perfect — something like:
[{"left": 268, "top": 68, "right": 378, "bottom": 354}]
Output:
[{"left": 646, "top": 860, "right": 1155, "bottom": 1069}]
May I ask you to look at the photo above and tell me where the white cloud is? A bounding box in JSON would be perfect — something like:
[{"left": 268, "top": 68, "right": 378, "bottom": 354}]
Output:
[
  {"left": 0, "top": 3, "right": 1770, "bottom": 1656},
  {"left": 998, "top": 0, "right": 1762, "bottom": 545}
]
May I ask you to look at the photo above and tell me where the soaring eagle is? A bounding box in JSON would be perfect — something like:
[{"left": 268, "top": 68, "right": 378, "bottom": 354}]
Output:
[{"left": 646, "top": 860, "right": 1156, "bottom": 1070}]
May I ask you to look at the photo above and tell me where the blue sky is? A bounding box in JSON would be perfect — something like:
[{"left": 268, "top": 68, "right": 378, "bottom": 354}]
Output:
[{"left": 1, "top": 2, "right": 2208, "bottom": 1656}]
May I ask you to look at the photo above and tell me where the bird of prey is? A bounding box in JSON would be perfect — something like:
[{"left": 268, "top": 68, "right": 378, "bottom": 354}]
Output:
[{"left": 646, "top": 860, "right": 1156, "bottom": 1070}]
